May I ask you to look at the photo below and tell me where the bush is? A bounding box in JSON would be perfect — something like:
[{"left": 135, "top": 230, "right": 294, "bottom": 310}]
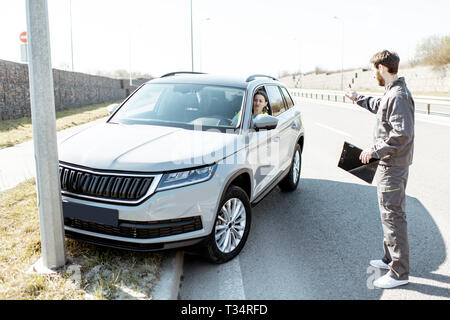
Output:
[{"left": 414, "top": 35, "right": 450, "bottom": 67}]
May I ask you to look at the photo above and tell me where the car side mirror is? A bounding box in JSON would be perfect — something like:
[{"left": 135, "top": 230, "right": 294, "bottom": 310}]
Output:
[
  {"left": 253, "top": 114, "right": 278, "bottom": 131},
  {"left": 107, "top": 103, "right": 120, "bottom": 115}
]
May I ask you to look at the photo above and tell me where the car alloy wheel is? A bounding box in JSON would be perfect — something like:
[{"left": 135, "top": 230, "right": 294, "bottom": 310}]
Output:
[
  {"left": 292, "top": 149, "right": 300, "bottom": 185},
  {"left": 215, "top": 198, "right": 246, "bottom": 253},
  {"left": 203, "top": 185, "right": 251, "bottom": 263},
  {"left": 278, "top": 143, "right": 302, "bottom": 192}
]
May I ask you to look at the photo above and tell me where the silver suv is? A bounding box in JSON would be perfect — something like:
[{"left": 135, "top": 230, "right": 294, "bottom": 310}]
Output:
[{"left": 59, "top": 72, "right": 304, "bottom": 263}]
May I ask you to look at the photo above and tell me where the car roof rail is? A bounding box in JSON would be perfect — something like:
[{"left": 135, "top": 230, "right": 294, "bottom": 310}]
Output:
[
  {"left": 160, "top": 71, "right": 206, "bottom": 78},
  {"left": 246, "top": 74, "right": 278, "bottom": 82}
]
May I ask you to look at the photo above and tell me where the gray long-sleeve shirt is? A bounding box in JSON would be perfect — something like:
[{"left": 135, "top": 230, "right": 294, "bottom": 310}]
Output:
[{"left": 356, "top": 77, "right": 415, "bottom": 167}]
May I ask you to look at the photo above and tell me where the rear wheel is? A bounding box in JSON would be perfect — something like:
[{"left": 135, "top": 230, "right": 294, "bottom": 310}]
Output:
[
  {"left": 278, "top": 144, "right": 301, "bottom": 192},
  {"left": 203, "top": 185, "right": 251, "bottom": 264}
]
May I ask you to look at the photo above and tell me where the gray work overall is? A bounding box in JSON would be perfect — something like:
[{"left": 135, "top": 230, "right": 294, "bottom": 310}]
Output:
[{"left": 356, "top": 77, "right": 415, "bottom": 281}]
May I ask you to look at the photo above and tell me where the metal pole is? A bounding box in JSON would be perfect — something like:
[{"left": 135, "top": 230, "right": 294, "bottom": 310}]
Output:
[
  {"left": 333, "top": 16, "right": 344, "bottom": 91},
  {"left": 69, "top": 0, "right": 74, "bottom": 71},
  {"left": 298, "top": 38, "right": 302, "bottom": 88},
  {"left": 25, "top": 0, "right": 66, "bottom": 270},
  {"left": 341, "top": 20, "right": 344, "bottom": 91},
  {"left": 129, "top": 31, "right": 133, "bottom": 86},
  {"left": 190, "top": 0, "right": 194, "bottom": 71}
]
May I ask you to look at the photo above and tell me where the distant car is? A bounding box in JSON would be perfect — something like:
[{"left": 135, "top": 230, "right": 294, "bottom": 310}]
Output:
[{"left": 59, "top": 72, "right": 305, "bottom": 263}]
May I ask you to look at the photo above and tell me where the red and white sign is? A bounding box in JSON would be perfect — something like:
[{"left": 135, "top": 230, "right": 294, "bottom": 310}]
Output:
[{"left": 19, "top": 31, "right": 27, "bottom": 43}]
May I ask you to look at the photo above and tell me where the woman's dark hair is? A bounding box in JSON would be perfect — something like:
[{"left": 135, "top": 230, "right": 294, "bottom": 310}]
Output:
[
  {"left": 254, "top": 90, "right": 268, "bottom": 102},
  {"left": 370, "top": 50, "right": 400, "bottom": 74}
]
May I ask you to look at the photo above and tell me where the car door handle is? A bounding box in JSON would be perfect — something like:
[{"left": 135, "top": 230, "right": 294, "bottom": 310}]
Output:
[{"left": 271, "top": 136, "right": 280, "bottom": 142}]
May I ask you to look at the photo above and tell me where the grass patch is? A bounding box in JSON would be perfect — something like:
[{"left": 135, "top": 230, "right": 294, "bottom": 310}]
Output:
[
  {"left": 0, "top": 101, "right": 120, "bottom": 149},
  {"left": 0, "top": 178, "right": 162, "bottom": 300}
]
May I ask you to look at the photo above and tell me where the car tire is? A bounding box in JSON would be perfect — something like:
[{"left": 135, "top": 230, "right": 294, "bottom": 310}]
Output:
[
  {"left": 203, "top": 185, "right": 251, "bottom": 264},
  {"left": 278, "top": 144, "right": 302, "bottom": 192}
]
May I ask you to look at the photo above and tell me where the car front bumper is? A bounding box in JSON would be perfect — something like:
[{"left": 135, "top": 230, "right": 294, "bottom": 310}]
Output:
[{"left": 62, "top": 172, "right": 222, "bottom": 250}]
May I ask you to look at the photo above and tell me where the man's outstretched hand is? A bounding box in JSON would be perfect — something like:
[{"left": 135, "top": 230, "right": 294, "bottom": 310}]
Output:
[{"left": 345, "top": 90, "right": 358, "bottom": 102}]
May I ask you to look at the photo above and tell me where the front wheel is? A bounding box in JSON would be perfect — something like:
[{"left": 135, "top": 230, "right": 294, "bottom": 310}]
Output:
[
  {"left": 278, "top": 144, "right": 302, "bottom": 192},
  {"left": 203, "top": 185, "right": 251, "bottom": 264}
]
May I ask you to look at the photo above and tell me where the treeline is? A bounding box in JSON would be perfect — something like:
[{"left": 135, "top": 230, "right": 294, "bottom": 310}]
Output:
[
  {"left": 412, "top": 35, "right": 450, "bottom": 67},
  {"left": 94, "top": 69, "right": 154, "bottom": 80},
  {"left": 281, "top": 34, "right": 450, "bottom": 78}
]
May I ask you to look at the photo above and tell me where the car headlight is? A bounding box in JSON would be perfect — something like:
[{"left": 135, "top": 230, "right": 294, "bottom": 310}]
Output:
[{"left": 156, "top": 164, "right": 218, "bottom": 191}]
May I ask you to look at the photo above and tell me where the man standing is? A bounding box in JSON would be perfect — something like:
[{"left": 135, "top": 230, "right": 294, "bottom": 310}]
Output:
[{"left": 345, "top": 50, "right": 415, "bottom": 289}]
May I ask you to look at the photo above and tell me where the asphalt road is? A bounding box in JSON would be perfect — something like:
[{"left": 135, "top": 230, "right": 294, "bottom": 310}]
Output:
[{"left": 180, "top": 97, "right": 450, "bottom": 300}]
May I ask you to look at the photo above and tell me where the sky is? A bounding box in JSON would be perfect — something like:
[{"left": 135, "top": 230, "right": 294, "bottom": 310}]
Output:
[{"left": 1, "top": 0, "right": 449, "bottom": 78}]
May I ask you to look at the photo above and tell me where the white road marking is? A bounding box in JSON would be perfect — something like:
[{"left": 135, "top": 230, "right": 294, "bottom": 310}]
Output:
[
  {"left": 416, "top": 115, "right": 450, "bottom": 127},
  {"left": 314, "top": 122, "right": 353, "bottom": 138},
  {"left": 217, "top": 256, "right": 246, "bottom": 300}
]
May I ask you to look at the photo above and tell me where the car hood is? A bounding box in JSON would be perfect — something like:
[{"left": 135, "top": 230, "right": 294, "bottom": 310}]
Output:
[{"left": 58, "top": 123, "right": 244, "bottom": 172}]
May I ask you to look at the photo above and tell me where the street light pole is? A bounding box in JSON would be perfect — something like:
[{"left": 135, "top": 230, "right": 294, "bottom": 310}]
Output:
[
  {"left": 190, "top": 0, "right": 194, "bottom": 71},
  {"left": 293, "top": 37, "right": 302, "bottom": 88},
  {"left": 129, "top": 31, "right": 133, "bottom": 86},
  {"left": 69, "top": 0, "right": 74, "bottom": 71},
  {"left": 25, "top": 0, "right": 66, "bottom": 271},
  {"left": 333, "top": 16, "right": 344, "bottom": 91}
]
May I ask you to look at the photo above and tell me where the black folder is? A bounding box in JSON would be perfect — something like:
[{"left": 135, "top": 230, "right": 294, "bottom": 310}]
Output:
[{"left": 338, "top": 142, "right": 379, "bottom": 184}]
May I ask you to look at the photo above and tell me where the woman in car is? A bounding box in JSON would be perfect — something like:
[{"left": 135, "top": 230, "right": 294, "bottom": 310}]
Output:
[
  {"left": 232, "top": 90, "right": 269, "bottom": 125},
  {"left": 252, "top": 90, "right": 269, "bottom": 116}
]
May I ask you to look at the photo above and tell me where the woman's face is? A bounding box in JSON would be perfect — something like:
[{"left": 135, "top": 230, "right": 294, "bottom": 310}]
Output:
[{"left": 253, "top": 94, "right": 268, "bottom": 115}]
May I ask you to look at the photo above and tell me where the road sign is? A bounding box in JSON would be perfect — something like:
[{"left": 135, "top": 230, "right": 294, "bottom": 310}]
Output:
[{"left": 20, "top": 31, "right": 27, "bottom": 43}]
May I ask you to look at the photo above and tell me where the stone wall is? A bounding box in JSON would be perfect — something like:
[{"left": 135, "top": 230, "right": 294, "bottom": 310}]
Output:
[
  {"left": 0, "top": 59, "right": 147, "bottom": 121},
  {"left": 281, "top": 64, "right": 450, "bottom": 93}
]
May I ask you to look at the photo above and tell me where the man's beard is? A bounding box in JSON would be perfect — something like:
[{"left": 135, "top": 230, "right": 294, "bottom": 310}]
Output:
[{"left": 376, "top": 71, "right": 385, "bottom": 87}]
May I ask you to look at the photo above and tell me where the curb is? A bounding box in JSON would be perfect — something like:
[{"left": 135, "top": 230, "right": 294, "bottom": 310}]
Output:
[{"left": 152, "top": 250, "right": 184, "bottom": 300}]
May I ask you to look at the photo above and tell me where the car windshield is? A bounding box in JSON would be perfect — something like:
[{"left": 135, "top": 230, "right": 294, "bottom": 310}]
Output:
[{"left": 110, "top": 83, "right": 245, "bottom": 131}]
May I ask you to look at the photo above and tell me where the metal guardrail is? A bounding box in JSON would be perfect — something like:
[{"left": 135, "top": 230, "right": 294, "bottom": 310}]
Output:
[{"left": 290, "top": 89, "right": 450, "bottom": 117}]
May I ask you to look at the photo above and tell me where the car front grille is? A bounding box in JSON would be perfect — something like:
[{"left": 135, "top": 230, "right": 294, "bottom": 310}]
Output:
[
  {"left": 64, "top": 216, "right": 203, "bottom": 239},
  {"left": 59, "top": 164, "right": 158, "bottom": 204}
]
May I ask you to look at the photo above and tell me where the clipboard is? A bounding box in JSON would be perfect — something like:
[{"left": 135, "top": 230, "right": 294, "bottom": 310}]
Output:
[{"left": 338, "top": 142, "right": 379, "bottom": 184}]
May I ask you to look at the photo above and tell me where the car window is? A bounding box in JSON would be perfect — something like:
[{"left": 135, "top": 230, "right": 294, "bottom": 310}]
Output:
[
  {"left": 281, "top": 87, "right": 294, "bottom": 109},
  {"left": 265, "top": 85, "right": 286, "bottom": 117},
  {"left": 110, "top": 83, "right": 245, "bottom": 131}
]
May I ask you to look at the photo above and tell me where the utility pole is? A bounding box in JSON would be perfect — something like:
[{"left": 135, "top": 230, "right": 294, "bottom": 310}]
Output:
[
  {"left": 129, "top": 31, "right": 133, "bottom": 86},
  {"left": 190, "top": 0, "right": 194, "bottom": 71},
  {"left": 26, "top": 0, "right": 66, "bottom": 271},
  {"left": 333, "top": 16, "right": 344, "bottom": 91},
  {"left": 69, "top": 0, "right": 74, "bottom": 71}
]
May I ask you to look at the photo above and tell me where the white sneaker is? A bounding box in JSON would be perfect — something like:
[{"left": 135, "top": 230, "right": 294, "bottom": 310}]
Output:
[
  {"left": 373, "top": 274, "right": 408, "bottom": 289},
  {"left": 370, "top": 259, "right": 390, "bottom": 270}
]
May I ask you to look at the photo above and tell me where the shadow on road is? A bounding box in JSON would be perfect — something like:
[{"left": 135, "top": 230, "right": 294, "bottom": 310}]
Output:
[
  {"left": 183, "top": 178, "right": 448, "bottom": 299},
  {"left": 237, "top": 178, "right": 447, "bottom": 299}
]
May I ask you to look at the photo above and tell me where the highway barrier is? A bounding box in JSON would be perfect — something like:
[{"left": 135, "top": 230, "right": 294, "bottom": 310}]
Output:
[{"left": 290, "top": 88, "right": 450, "bottom": 117}]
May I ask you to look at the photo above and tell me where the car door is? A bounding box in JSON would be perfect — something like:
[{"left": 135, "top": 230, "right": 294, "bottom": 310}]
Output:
[
  {"left": 245, "top": 88, "right": 279, "bottom": 197},
  {"left": 264, "top": 85, "right": 293, "bottom": 172},
  {"left": 279, "top": 86, "right": 302, "bottom": 160}
]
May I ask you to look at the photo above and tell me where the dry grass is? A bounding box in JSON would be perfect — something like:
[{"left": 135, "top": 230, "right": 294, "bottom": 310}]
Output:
[
  {"left": 0, "top": 101, "right": 119, "bottom": 149},
  {"left": 0, "top": 178, "right": 162, "bottom": 300},
  {"left": 413, "top": 35, "right": 450, "bottom": 67}
]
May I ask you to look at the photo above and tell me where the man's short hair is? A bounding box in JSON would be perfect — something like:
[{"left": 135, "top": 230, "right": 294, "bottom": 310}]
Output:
[{"left": 370, "top": 50, "right": 400, "bottom": 74}]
